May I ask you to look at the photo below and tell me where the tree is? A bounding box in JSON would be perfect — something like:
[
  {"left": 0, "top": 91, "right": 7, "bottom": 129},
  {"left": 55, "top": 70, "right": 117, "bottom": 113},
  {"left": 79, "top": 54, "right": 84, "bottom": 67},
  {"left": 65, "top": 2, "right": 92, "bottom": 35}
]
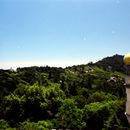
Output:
[
  {"left": 83, "top": 100, "right": 128, "bottom": 130},
  {"left": 54, "top": 99, "right": 86, "bottom": 129}
]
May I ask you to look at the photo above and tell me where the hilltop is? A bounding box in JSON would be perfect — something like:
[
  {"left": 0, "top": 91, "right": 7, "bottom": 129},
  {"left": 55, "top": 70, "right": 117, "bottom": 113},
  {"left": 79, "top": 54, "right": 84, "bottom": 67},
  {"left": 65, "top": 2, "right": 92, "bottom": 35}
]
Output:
[
  {"left": 95, "top": 54, "right": 124, "bottom": 73},
  {"left": 67, "top": 54, "right": 125, "bottom": 73}
]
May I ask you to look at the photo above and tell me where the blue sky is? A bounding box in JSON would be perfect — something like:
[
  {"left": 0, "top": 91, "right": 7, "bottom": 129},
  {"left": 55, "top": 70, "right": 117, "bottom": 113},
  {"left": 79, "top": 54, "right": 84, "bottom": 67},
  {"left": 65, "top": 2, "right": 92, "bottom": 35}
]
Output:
[{"left": 0, "top": 0, "right": 130, "bottom": 69}]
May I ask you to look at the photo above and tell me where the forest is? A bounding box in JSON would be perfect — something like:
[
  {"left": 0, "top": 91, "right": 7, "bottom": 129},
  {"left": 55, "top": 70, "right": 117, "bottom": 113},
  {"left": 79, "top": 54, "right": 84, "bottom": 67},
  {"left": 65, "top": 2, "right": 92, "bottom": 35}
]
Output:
[{"left": 0, "top": 54, "right": 130, "bottom": 130}]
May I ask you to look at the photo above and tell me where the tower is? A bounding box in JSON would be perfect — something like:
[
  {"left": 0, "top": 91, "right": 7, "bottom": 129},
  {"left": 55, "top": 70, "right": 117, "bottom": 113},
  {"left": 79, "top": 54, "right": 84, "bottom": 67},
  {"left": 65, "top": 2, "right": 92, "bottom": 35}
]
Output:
[{"left": 124, "top": 53, "right": 130, "bottom": 124}]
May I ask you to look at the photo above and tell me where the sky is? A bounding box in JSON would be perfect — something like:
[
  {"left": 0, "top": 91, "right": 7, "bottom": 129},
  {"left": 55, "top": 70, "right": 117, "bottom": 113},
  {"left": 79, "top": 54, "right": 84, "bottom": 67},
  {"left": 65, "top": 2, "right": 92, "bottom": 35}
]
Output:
[{"left": 0, "top": 0, "right": 130, "bottom": 69}]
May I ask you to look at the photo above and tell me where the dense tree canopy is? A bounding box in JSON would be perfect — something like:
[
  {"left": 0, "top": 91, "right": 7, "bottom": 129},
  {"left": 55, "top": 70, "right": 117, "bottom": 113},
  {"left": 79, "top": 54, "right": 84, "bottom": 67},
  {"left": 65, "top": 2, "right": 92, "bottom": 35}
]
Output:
[{"left": 0, "top": 55, "right": 129, "bottom": 129}]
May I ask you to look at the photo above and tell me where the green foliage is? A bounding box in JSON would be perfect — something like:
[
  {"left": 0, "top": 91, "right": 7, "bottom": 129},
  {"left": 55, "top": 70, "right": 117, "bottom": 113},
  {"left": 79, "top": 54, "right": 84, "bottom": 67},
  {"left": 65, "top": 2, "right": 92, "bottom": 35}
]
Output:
[
  {"left": 1, "top": 82, "right": 65, "bottom": 123},
  {"left": 73, "top": 95, "right": 87, "bottom": 108},
  {"left": 0, "top": 119, "right": 16, "bottom": 130},
  {"left": 87, "top": 91, "right": 117, "bottom": 103},
  {"left": 17, "top": 120, "right": 53, "bottom": 130},
  {"left": 95, "top": 54, "right": 125, "bottom": 73},
  {"left": 83, "top": 99, "right": 128, "bottom": 130},
  {"left": 0, "top": 119, "right": 10, "bottom": 129},
  {"left": 0, "top": 59, "right": 129, "bottom": 129},
  {"left": 54, "top": 99, "right": 86, "bottom": 129}
]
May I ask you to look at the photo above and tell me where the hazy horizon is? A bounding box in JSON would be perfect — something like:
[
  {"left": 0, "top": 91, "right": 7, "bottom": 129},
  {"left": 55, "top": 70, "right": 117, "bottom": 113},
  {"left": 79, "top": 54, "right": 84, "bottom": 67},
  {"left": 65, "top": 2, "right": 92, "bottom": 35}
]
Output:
[{"left": 0, "top": 54, "right": 123, "bottom": 70}]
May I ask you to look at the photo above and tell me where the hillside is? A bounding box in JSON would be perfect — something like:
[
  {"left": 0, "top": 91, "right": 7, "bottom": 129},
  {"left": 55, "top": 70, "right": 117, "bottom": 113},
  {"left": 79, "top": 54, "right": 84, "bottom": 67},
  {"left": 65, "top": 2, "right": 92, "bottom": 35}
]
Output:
[
  {"left": 66, "top": 54, "right": 125, "bottom": 74},
  {"left": 94, "top": 54, "right": 124, "bottom": 73},
  {"left": 0, "top": 54, "right": 129, "bottom": 130}
]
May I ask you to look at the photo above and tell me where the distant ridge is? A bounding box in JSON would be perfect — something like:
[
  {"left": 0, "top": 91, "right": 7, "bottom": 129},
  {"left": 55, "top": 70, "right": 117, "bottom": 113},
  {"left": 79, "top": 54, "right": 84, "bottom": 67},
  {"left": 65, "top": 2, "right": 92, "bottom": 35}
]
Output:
[
  {"left": 1, "top": 54, "right": 125, "bottom": 73},
  {"left": 94, "top": 54, "right": 124, "bottom": 73}
]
